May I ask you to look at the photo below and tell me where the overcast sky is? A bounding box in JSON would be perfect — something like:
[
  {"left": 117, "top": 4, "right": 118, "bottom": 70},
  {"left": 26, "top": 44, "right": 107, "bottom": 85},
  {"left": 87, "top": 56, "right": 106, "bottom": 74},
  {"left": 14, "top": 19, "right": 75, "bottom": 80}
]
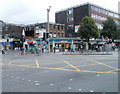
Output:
[{"left": 0, "top": 0, "right": 119, "bottom": 25}]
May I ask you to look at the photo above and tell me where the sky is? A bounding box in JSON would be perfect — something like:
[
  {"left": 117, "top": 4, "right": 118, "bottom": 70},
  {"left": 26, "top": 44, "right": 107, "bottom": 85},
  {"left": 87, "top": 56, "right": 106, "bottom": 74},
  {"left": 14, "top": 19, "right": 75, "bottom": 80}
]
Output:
[{"left": 0, "top": 0, "right": 119, "bottom": 25}]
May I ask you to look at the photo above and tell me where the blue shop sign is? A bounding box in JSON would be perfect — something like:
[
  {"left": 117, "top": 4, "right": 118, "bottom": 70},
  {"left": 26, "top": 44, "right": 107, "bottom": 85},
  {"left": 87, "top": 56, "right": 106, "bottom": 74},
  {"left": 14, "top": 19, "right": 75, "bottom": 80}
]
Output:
[
  {"left": 49, "top": 40, "right": 72, "bottom": 43},
  {"left": 0, "top": 42, "right": 13, "bottom": 45}
]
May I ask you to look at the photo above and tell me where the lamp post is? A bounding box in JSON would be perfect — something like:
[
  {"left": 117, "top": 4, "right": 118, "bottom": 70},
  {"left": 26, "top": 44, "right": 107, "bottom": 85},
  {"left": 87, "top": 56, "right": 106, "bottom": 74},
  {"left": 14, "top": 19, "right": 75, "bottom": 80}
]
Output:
[
  {"left": 47, "top": 6, "right": 51, "bottom": 53},
  {"left": 22, "top": 29, "right": 25, "bottom": 49}
]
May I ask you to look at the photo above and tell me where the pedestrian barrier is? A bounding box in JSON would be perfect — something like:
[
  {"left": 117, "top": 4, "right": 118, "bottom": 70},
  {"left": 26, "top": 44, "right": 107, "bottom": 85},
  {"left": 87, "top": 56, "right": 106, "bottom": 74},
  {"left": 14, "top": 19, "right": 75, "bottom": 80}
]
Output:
[{"left": 62, "top": 51, "right": 113, "bottom": 55}]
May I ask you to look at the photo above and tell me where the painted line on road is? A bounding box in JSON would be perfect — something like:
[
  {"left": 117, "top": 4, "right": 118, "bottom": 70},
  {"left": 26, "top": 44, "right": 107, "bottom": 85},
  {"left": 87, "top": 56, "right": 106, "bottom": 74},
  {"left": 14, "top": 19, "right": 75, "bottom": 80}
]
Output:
[
  {"left": 107, "top": 69, "right": 120, "bottom": 73},
  {"left": 87, "top": 59, "right": 119, "bottom": 70},
  {"left": 58, "top": 63, "right": 96, "bottom": 69},
  {"left": 8, "top": 61, "right": 12, "bottom": 65},
  {"left": 62, "top": 60, "right": 80, "bottom": 71},
  {"left": 35, "top": 59, "right": 40, "bottom": 68},
  {"left": 58, "top": 62, "right": 114, "bottom": 69},
  {"left": 4, "top": 62, "right": 117, "bottom": 74}
]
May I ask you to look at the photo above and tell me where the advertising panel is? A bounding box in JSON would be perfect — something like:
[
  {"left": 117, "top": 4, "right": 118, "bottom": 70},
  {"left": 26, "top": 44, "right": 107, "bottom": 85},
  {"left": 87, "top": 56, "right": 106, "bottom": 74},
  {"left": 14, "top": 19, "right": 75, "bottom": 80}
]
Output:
[{"left": 75, "top": 25, "right": 80, "bottom": 33}]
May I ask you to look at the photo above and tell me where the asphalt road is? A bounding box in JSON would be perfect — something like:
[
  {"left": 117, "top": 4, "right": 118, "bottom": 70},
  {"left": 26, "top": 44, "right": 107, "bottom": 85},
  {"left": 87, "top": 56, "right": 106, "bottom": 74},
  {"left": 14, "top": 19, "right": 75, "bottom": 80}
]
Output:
[{"left": 1, "top": 51, "right": 119, "bottom": 92}]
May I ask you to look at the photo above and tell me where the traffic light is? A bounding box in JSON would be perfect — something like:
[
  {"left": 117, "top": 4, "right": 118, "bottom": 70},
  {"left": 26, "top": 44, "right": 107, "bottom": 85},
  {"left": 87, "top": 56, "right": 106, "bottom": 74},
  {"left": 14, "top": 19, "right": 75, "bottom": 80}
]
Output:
[
  {"left": 46, "top": 32, "right": 49, "bottom": 38},
  {"left": 43, "top": 32, "right": 49, "bottom": 41}
]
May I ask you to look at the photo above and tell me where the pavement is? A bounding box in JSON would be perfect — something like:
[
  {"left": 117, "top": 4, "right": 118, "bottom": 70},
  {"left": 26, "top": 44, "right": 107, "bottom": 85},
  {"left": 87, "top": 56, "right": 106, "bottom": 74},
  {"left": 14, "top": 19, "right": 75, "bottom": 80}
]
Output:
[{"left": 1, "top": 50, "right": 119, "bottom": 92}]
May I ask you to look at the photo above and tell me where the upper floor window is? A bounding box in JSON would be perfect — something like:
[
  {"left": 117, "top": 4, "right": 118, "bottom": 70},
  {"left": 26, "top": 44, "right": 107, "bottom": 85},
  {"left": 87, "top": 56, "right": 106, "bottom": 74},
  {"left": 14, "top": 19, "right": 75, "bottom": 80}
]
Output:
[
  {"left": 49, "top": 25, "right": 52, "bottom": 30},
  {"left": 67, "top": 9, "right": 73, "bottom": 15},
  {"left": 58, "top": 25, "right": 60, "bottom": 30},
  {"left": 61, "top": 25, "right": 64, "bottom": 30},
  {"left": 54, "top": 25, "right": 56, "bottom": 30}
]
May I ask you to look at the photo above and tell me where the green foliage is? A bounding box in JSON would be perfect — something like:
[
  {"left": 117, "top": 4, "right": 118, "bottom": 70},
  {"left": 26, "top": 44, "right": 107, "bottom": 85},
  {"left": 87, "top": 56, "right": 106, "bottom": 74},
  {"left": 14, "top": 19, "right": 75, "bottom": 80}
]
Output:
[
  {"left": 102, "top": 17, "right": 117, "bottom": 39},
  {"left": 116, "top": 29, "right": 120, "bottom": 39},
  {"left": 78, "top": 16, "right": 99, "bottom": 42}
]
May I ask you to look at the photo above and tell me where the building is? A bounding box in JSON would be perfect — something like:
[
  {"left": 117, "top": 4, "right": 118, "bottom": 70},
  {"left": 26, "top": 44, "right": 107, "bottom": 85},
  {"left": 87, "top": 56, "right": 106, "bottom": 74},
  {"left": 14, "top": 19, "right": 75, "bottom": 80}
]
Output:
[
  {"left": 24, "top": 22, "right": 65, "bottom": 39},
  {"left": 2, "top": 23, "right": 24, "bottom": 39},
  {"left": 0, "top": 20, "right": 3, "bottom": 37},
  {"left": 55, "top": 3, "right": 120, "bottom": 37}
]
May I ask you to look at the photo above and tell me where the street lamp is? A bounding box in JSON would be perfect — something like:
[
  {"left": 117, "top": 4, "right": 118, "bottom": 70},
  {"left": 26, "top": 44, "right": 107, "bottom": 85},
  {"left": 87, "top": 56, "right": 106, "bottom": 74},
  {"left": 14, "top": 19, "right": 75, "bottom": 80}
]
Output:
[{"left": 47, "top": 6, "right": 51, "bottom": 52}]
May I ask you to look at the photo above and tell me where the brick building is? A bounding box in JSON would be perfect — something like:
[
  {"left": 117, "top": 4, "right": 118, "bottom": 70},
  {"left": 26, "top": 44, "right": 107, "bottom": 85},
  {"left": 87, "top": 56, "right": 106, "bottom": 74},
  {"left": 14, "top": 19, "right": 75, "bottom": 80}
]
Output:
[
  {"left": 55, "top": 3, "right": 120, "bottom": 37},
  {"left": 24, "top": 22, "right": 65, "bottom": 39}
]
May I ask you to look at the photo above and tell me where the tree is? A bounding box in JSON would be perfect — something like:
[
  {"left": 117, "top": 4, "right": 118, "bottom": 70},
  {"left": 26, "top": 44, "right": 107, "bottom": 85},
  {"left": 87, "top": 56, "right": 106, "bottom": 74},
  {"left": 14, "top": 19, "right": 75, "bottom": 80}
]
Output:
[
  {"left": 102, "top": 17, "right": 117, "bottom": 41},
  {"left": 78, "top": 16, "right": 99, "bottom": 42},
  {"left": 116, "top": 29, "right": 120, "bottom": 39}
]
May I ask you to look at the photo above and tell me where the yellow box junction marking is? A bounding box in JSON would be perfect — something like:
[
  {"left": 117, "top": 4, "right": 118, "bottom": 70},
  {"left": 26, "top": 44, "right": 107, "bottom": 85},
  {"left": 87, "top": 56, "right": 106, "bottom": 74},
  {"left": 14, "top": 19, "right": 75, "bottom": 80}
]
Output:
[
  {"left": 2, "top": 62, "right": 117, "bottom": 74},
  {"left": 62, "top": 60, "right": 80, "bottom": 71},
  {"left": 87, "top": 59, "right": 119, "bottom": 71}
]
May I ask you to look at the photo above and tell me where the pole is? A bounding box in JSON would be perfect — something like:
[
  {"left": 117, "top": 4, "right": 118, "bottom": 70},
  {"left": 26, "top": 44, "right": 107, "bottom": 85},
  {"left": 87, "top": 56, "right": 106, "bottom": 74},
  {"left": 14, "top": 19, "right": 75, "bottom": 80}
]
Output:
[{"left": 47, "top": 6, "right": 51, "bottom": 53}]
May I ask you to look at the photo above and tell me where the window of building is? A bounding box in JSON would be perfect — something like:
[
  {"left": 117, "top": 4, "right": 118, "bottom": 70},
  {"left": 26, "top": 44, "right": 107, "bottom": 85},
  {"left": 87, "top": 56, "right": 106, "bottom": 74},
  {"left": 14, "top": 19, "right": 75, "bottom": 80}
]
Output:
[
  {"left": 53, "top": 33, "right": 56, "bottom": 37},
  {"left": 58, "top": 25, "right": 60, "bottom": 30},
  {"left": 61, "top": 25, "right": 64, "bottom": 30},
  {"left": 49, "top": 25, "right": 52, "bottom": 30},
  {"left": 49, "top": 32, "right": 52, "bottom": 37},
  {"left": 67, "top": 17, "right": 73, "bottom": 22},
  {"left": 58, "top": 33, "right": 60, "bottom": 37},
  {"left": 61, "top": 33, "right": 64, "bottom": 37},
  {"left": 67, "top": 9, "right": 73, "bottom": 15},
  {"left": 54, "top": 25, "right": 56, "bottom": 30},
  {"left": 67, "top": 24, "right": 74, "bottom": 30}
]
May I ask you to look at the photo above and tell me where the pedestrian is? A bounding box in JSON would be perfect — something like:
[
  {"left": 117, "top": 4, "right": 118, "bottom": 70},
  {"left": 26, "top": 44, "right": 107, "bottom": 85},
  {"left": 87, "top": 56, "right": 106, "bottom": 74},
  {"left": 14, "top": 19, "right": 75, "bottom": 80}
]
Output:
[
  {"left": 53, "top": 47, "right": 56, "bottom": 53},
  {"left": 20, "top": 47, "right": 24, "bottom": 55},
  {"left": 68, "top": 46, "right": 71, "bottom": 52},
  {"left": 96, "top": 45, "right": 98, "bottom": 52},
  {"left": 2, "top": 49, "right": 5, "bottom": 54},
  {"left": 42, "top": 48, "right": 44, "bottom": 53}
]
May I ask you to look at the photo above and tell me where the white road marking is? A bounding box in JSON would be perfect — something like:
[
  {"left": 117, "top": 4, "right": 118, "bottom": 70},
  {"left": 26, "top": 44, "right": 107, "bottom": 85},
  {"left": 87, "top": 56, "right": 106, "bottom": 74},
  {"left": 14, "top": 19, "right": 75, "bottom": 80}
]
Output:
[
  {"left": 90, "top": 90, "right": 94, "bottom": 92},
  {"left": 97, "top": 75, "right": 100, "bottom": 77},
  {"left": 68, "top": 87, "right": 72, "bottom": 89},
  {"left": 16, "top": 77, "right": 19, "bottom": 79},
  {"left": 28, "top": 80, "right": 31, "bottom": 82},
  {"left": 35, "top": 83, "right": 40, "bottom": 86},
  {"left": 70, "top": 79, "right": 73, "bottom": 81},
  {"left": 50, "top": 83, "right": 53, "bottom": 86},
  {"left": 35, "top": 81, "right": 38, "bottom": 83},
  {"left": 22, "top": 78, "right": 25, "bottom": 80},
  {"left": 78, "top": 89, "right": 82, "bottom": 91},
  {"left": 8, "top": 62, "right": 12, "bottom": 65},
  {"left": 35, "top": 59, "right": 40, "bottom": 68}
]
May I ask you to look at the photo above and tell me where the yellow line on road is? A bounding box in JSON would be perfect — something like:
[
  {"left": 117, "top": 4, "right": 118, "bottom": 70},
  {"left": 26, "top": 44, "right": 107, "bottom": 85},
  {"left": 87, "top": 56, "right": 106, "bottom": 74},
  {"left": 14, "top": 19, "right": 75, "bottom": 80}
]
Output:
[
  {"left": 35, "top": 59, "right": 40, "bottom": 68},
  {"left": 59, "top": 64, "right": 96, "bottom": 69},
  {"left": 37, "top": 66, "right": 116, "bottom": 74},
  {"left": 62, "top": 60, "right": 80, "bottom": 71},
  {"left": 87, "top": 59, "right": 119, "bottom": 70},
  {"left": 3, "top": 63, "right": 117, "bottom": 74}
]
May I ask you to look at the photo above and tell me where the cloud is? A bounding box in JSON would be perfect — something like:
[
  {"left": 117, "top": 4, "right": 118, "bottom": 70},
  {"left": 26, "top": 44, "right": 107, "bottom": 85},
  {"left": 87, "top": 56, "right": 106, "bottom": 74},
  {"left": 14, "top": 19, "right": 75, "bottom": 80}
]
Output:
[{"left": 0, "top": 0, "right": 119, "bottom": 24}]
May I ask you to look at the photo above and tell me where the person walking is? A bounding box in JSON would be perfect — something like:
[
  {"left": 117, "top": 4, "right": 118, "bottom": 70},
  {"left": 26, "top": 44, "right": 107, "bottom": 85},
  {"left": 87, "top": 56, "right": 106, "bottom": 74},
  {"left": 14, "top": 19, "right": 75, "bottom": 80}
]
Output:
[
  {"left": 53, "top": 47, "right": 56, "bottom": 53},
  {"left": 20, "top": 47, "right": 24, "bottom": 55}
]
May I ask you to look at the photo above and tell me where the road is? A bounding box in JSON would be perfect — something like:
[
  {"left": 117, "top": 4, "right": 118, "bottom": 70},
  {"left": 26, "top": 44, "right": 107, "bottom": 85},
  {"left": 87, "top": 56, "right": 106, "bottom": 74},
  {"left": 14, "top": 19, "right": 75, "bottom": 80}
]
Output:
[{"left": 1, "top": 51, "right": 119, "bottom": 92}]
